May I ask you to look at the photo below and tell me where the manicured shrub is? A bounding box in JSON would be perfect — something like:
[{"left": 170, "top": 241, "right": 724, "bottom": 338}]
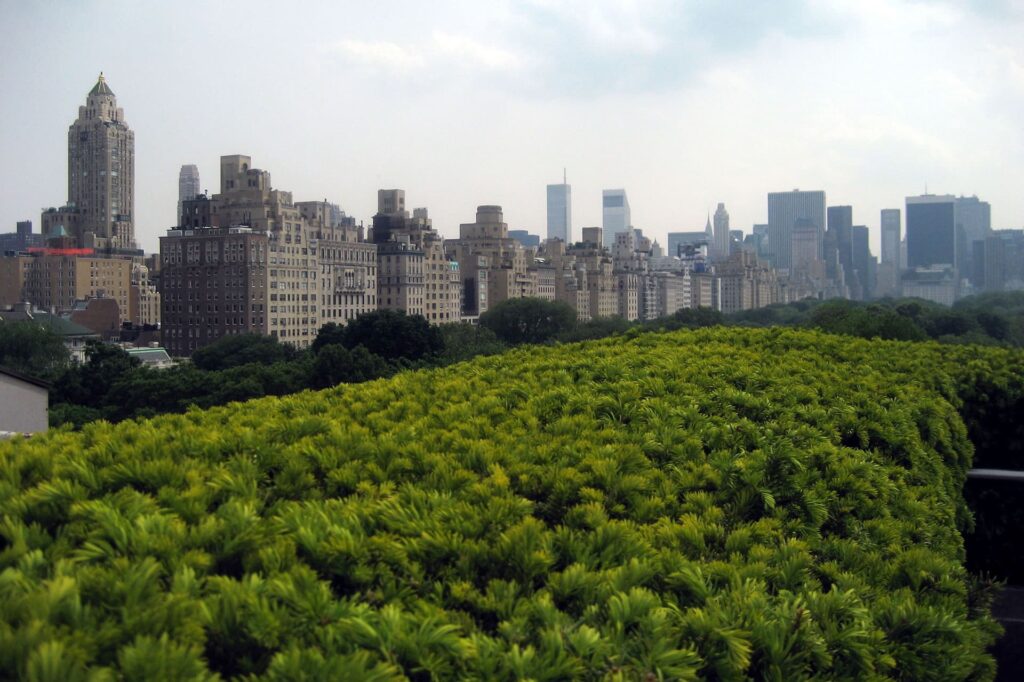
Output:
[{"left": 1, "top": 327, "right": 1018, "bottom": 679}]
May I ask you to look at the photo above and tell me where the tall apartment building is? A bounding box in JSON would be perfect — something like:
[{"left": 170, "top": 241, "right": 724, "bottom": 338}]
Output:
[
  {"left": 602, "top": 189, "right": 631, "bottom": 249},
  {"left": 0, "top": 243, "right": 160, "bottom": 326},
  {"left": 0, "top": 250, "right": 132, "bottom": 320},
  {"left": 653, "top": 272, "right": 688, "bottom": 317},
  {"left": 447, "top": 206, "right": 534, "bottom": 316},
  {"left": 178, "top": 165, "right": 201, "bottom": 225},
  {"left": 129, "top": 263, "right": 161, "bottom": 326},
  {"left": 540, "top": 240, "right": 590, "bottom": 320},
  {"left": 161, "top": 155, "right": 326, "bottom": 354},
  {"left": 767, "top": 190, "right": 826, "bottom": 271},
  {"left": 298, "top": 201, "right": 377, "bottom": 326},
  {"left": 610, "top": 229, "right": 657, "bottom": 322},
  {"left": 575, "top": 227, "right": 618, "bottom": 319},
  {"left": 546, "top": 180, "right": 572, "bottom": 243},
  {"left": 160, "top": 226, "right": 269, "bottom": 356},
  {"left": 371, "top": 198, "right": 460, "bottom": 324},
  {"left": 714, "top": 251, "right": 780, "bottom": 314},
  {"left": 50, "top": 74, "right": 135, "bottom": 250},
  {"left": 0, "top": 256, "right": 32, "bottom": 307}
]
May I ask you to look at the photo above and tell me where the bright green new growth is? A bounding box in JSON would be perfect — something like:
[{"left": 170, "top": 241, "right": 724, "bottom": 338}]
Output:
[{"left": 1, "top": 327, "right": 1017, "bottom": 680}]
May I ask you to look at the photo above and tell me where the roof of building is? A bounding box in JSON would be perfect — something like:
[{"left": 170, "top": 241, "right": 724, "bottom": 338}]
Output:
[
  {"left": 89, "top": 72, "right": 114, "bottom": 97},
  {"left": 0, "top": 366, "right": 51, "bottom": 390},
  {"left": 0, "top": 311, "right": 99, "bottom": 338},
  {"left": 124, "top": 347, "right": 172, "bottom": 365}
]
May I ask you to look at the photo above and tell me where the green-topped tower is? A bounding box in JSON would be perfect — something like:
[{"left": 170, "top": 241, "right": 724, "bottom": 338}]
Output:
[{"left": 65, "top": 72, "right": 136, "bottom": 249}]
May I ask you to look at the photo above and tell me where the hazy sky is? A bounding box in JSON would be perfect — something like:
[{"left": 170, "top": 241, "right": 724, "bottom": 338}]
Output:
[{"left": 1, "top": 0, "right": 1022, "bottom": 254}]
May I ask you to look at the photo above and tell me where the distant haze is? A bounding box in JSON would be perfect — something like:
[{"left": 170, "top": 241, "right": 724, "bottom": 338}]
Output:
[{"left": 1, "top": 0, "right": 1022, "bottom": 255}]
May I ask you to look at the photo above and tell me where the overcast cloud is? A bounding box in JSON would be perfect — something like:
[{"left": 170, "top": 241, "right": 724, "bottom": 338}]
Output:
[{"left": 0, "top": 0, "right": 1021, "bottom": 254}]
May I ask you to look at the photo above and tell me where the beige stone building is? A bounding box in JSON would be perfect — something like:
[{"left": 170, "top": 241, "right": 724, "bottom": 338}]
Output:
[
  {"left": 689, "top": 270, "right": 715, "bottom": 309},
  {"left": 714, "top": 251, "right": 782, "bottom": 314},
  {"left": 164, "top": 155, "right": 323, "bottom": 351},
  {"left": 615, "top": 272, "right": 640, "bottom": 321},
  {"left": 299, "top": 201, "right": 378, "bottom": 325},
  {"left": 654, "top": 272, "right": 688, "bottom": 318},
  {"left": 377, "top": 238, "right": 425, "bottom": 316},
  {"left": 0, "top": 255, "right": 33, "bottom": 308},
  {"left": 371, "top": 201, "right": 460, "bottom": 324},
  {"left": 0, "top": 249, "right": 158, "bottom": 328},
  {"left": 446, "top": 206, "right": 535, "bottom": 317},
  {"left": 61, "top": 74, "right": 135, "bottom": 250},
  {"left": 18, "top": 252, "right": 131, "bottom": 320},
  {"left": 129, "top": 263, "right": 161, "bottom": 327},
  {"left": 530, "top": 259, "right": 557, "bottom": 303},
  {"left": 539, "top": 240, "right": 591, "bottom": 320}
]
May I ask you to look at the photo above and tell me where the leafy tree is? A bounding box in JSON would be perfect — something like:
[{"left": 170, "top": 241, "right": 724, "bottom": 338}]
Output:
[
  {"left": 311, "top": 345, "right": 391, "bottom": 388},
  {"left": 557, "top": 316, "right": 632, "bottom": 343},
  {"left": 0, "top": 322, "right": 70, "bottom": 381},
  {"left": 808, "top": 302, "right": 927, "bottom": 342},
  {"left": 47, "top": 402, "right": 104, "bottom": 429},
  {"left": 191, "top": 333, "right": 295, "bottom": 371},
  {"left": 341, "top": 310, "right": 443, "bottom": 361},
  {"left": 975, "top": 311, "right": 1010, "bottom": 342},
  {"left": 644, "top": 307, "right": 725, "bottom": 332},
  {"left": 921, "top": 310, "right": 979, "bottom": 339},
  {"left": 51, "top": 341, "right": 140, "bottom": 408},
  {"left": 479, "top": 297, "right": 577, "bottom": 345},
  {"left": 438, "top": 323, "right": 506, "bottom": 363},
  {"left": 311, "top": 322, "right": 348, "bottom": 353}
]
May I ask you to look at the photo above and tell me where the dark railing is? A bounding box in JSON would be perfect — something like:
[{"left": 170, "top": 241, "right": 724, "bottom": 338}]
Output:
[{"left": 965, "top": 469, "right": 1024, "bottom": 681}]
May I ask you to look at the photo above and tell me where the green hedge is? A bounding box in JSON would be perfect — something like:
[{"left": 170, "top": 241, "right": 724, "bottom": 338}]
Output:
[{"left": 1, "top": 327, "right": 1018, "bottom": 680}]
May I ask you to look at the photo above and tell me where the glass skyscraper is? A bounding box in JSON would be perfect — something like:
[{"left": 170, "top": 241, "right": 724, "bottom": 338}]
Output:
[
  {"left": 602, "top": 189, "right": 630, "bottom": 249},
  {"left": 767, "top": 190, "right": 826, "bottom": 271},
  {"left": 546, "top": 183, "right": 571, "bottom": 243},
  {"left": 880, "top": 209, "right": 901, "bottom": 266},
  {"left": 906, "top": 195, "right": 956, "bottom": 269}
]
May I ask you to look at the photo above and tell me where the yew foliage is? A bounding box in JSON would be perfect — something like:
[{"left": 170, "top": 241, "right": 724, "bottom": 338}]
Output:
[{"left": 1, "top": 327, "right": 1019, "bottom": 680}]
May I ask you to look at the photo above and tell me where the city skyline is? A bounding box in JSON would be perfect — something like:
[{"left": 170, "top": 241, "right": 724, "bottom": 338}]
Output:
[{"left": 1, "top": 1, "right": 1022, "bottom": 255}]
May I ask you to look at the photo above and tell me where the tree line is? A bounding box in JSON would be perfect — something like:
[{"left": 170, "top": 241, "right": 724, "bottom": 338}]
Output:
[{"left": 1, "top": 290, "right": 1022, "bottom": 428}]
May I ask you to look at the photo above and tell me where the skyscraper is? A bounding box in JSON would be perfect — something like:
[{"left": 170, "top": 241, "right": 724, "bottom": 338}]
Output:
[
  {"left": 880, "top": 209, "right": 901, "bottom": 266},
  {"left": 178, "top": 165, "right": 200, "bottom": 226},
  {"left": 851, "top": 225, "right": 872, "bottom": 299},
  {"left": 546, "top": 176, "right": 572, "bottom": 243},
  {"left": 906, "top": 195, "right": 956, "bottom": 269},
  {"left": 767, "top": 190, "right": 825, "bottom": 271},
  {"left": 954, "top": 195, "right": 991, "bottom": 283},
  {"left": 713, "top": 203, "right": 730, "bottom": 261},
  {"left": 602, "top": 189, "right": 630, "bottom": 249},
  {"left": 66, "top": 73, "right": 135, "bottom": 249}
]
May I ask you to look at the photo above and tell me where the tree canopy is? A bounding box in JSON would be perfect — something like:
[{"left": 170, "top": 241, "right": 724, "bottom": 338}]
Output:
[
  {"left": 333, "top": 310, "right": 443, "bottom": 361},
  {"left": 0, "top": 321, "right": 70, "bottom": 381},
  {"left": 479, "top": 297, "right": 578, "bottom": 345}
]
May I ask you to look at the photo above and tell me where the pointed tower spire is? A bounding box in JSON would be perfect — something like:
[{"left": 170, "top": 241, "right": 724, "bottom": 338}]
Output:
[{"left": 89, "top": 72, "right": 115, "bottom": 97}]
